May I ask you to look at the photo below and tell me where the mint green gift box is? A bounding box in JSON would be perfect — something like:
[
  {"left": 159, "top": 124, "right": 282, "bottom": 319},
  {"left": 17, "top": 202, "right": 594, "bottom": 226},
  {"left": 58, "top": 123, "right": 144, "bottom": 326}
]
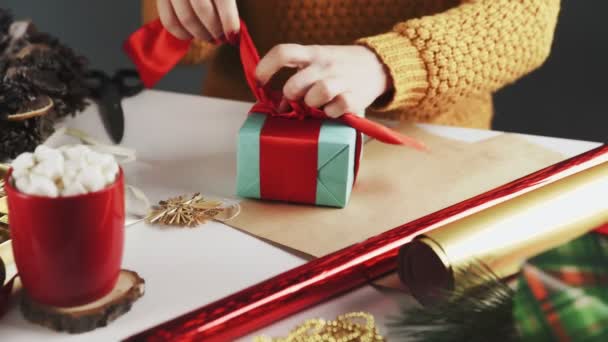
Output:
[{"left": 237, "top": 113, "right": 358, "bottom": 208}]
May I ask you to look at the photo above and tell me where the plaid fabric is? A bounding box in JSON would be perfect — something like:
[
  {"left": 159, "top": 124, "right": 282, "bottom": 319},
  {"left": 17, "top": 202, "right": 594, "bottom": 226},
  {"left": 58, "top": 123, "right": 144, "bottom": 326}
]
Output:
[{"left": 514, "top": 233, "right": 608, "bottom": 341}]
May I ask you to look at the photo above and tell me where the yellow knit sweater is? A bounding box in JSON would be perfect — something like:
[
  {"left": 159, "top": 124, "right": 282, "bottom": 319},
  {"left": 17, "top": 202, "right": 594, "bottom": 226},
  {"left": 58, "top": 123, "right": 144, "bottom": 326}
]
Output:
[{"left": 143, "top": 0, "right": 559, "bottom": 129}]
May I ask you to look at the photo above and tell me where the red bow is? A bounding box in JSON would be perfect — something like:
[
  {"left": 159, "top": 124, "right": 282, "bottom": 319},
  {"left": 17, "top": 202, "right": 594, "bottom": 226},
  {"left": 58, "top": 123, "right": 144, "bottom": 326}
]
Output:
[{"left": 124, "top": 19, "right": 425, "bottom": 149}]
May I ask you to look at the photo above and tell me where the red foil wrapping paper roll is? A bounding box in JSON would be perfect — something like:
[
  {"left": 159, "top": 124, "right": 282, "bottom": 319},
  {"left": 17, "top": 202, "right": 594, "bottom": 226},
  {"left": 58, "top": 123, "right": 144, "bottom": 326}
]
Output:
[{"left": 125, "top": 145, "right": 608, "bottom": 342}]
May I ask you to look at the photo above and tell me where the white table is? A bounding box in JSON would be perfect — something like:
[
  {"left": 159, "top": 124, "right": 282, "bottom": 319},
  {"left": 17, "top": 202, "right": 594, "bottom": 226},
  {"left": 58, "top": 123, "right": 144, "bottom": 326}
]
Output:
[{"left": 1, "top": 90, "right": 601, "bottom": 341}]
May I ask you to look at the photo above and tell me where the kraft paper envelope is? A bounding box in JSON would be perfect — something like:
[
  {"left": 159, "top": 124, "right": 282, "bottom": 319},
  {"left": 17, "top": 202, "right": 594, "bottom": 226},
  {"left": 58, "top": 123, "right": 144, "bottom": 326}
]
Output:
[{"left": 227, "top": 125, "right": 564, "bottom": 266}]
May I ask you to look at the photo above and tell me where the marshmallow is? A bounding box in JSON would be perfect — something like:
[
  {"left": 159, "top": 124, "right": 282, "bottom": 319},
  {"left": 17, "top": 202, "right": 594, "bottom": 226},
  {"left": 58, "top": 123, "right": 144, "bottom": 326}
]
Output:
[
  {"left": 76, "top": 167, "right": 106, "bottom": 193},
  {"left": 60, "top": 173, "right": 76, "bottom": 190},
  {"left": 62, "top": 181, "right": 87, "bottom": 197},
  {"left": 31, "top": 158, "right": 64, "bottom": 180},
  {"left": 11, "top": 168, "right": 29, "bottom": 179},
  {"left": 34, "top": 145, "right": 63, "bottom": 163},
  {"left": 61, "top": 145, "right": 90, "bottom": 161},
  {"left": 101, "top": 159, "right": 119, "bottom": 183},
  {"left": 12, "top": 145, "right": 119, "bottom": 197},
  {"left": 28, "top": 174, "right": 59, "bottom": 197},
  {"left": 83, "top": 149, "right": 104, "bottom": 166},
  {"left": 12, "top": 152, "right": 35, "bottom": 175},
  {"left": 15, "top": 176, "right": 32, "bottom": 194},
  {"left": 63, "top": 160, "right": 80, "bottom": 180},
  {"left": 98, "top": 153, "right": 115, "bottom": 166}
]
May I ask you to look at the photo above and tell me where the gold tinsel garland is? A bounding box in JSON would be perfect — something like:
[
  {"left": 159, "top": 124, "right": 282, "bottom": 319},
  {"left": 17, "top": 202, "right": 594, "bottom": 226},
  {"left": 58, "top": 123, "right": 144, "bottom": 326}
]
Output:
[{"left": 254, "top": 312, "right": 384, "bottom": 342}]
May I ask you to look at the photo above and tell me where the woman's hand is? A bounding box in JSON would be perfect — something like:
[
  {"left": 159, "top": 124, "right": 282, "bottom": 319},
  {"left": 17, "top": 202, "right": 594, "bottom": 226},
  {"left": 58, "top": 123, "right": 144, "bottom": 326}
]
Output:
[
  {"left": 256, "top": 44, "right": 391, "bottom": 118},
  {"left": 156, "top": 0, "right": 239, "bottom": 42}
]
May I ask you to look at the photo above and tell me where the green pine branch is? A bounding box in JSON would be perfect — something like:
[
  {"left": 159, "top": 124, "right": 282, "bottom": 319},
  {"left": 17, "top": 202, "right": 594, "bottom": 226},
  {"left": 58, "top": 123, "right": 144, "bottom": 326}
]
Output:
[{"left": 388, "top": 263, "right": 519, "bottom": 341}]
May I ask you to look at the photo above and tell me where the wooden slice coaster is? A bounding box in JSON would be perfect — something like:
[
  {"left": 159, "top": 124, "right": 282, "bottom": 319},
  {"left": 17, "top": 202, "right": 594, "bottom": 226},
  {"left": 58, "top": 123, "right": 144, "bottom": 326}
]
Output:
[
  {"left": 20, "top": 269, "right": 145, "bottom": 334},
  {"left": 6, "top": 95, "right": 54, "bottom": 121},
  {"left": 0, "top": 261, "right": 5, "bottom": 290}
]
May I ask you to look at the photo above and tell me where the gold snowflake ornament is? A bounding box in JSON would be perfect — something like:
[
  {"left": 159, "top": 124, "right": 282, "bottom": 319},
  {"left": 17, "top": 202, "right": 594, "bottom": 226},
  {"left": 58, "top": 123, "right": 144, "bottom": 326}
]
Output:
[{"left": 146, "top": 193, "right": 239, "bottom": 228}]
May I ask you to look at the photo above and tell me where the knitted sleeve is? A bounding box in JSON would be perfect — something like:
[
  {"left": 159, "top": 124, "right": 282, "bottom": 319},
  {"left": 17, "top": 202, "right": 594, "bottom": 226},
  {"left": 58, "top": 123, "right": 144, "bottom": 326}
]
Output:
[
  {"left": 357, "top": 0, "right": 560, "bottom": 119},
  {"left": 141, "top": 0, "right": 217, "bottom": 64}
]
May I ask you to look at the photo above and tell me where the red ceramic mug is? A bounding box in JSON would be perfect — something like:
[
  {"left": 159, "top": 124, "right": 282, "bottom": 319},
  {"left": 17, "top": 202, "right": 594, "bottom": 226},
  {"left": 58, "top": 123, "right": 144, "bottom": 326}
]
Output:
[{"left": 5, "top": 168, "right": 125, "bottom": 307}]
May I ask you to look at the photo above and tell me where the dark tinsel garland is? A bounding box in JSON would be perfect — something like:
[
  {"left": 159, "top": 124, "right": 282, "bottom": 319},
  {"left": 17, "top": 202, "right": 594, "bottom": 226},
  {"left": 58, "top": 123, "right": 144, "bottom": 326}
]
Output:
[{"left": 0, "top": 8, "right": 89, "bottom": 160}]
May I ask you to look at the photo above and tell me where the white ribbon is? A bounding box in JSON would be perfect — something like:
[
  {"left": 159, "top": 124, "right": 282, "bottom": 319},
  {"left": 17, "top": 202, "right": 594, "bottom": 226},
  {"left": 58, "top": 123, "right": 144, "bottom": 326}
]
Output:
[{"left": 46, "top": 127, "right": 137, "bottom": 164}]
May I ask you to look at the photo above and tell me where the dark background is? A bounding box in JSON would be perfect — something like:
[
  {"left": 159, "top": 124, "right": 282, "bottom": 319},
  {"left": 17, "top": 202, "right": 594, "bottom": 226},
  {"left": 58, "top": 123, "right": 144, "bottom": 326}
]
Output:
[{"left": 4, "top": 1, "right": 607, "bottom": 142}]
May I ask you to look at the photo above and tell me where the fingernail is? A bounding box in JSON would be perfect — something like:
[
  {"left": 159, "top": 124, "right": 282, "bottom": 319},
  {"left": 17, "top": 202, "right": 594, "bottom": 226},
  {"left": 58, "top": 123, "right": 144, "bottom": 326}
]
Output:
[
  {"left": 227, "top": 32, "right": 240, "bottom": 45},
  {"left": 211, "top": 34, "right": 226, "bottom": 45}
]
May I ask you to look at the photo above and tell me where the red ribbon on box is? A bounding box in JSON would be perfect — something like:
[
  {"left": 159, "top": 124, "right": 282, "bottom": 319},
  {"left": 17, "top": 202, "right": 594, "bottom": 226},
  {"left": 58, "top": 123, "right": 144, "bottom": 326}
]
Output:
[{"left": 259, "top": 118, "right": 322, "bottom": 203}]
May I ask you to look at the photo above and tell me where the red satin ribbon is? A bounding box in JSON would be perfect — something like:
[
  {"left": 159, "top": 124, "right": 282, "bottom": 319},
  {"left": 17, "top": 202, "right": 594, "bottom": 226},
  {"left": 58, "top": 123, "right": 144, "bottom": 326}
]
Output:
[
  {"left": 123, "top": 19, "right": 191, "bottom": 88},
  {"left": 123, "top": 19, "right": 426, "bottom": 149},
  {"left": 260, "top": 119, "right": 321, "bottom": 203}
]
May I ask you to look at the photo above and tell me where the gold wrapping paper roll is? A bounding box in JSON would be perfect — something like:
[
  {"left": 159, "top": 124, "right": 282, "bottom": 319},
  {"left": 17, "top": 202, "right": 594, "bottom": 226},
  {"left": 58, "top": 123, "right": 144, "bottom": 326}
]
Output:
[{"left": 399, "top": 160, "right": 608, "bottom": 305}]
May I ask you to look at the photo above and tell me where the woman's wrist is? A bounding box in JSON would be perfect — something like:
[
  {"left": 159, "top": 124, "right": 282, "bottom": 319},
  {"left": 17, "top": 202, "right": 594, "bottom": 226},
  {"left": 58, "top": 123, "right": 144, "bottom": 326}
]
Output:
[
  {"left": 356, "top": 31, "right": 428, "bottom": 111},
  {"left": 356, "top": 44, "right": 395, "bottom": 106}
]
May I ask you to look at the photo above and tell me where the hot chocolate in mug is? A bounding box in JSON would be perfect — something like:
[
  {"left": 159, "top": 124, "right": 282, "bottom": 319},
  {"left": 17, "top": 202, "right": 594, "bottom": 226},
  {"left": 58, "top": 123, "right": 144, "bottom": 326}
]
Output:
[{"left": 5, "top": 168, "right": 125, "bottom": 307}]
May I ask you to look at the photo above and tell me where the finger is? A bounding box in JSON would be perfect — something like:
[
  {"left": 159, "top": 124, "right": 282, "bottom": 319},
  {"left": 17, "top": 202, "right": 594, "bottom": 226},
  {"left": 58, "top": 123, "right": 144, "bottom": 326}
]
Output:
[
  {"left": 190, "top": 0, "right": 223, "bottom": 39},
  {"left": 323, "top": 93, "right": 362, "bottom": 118},
  {"left": 157, "top": 0, "right": 191, "bottom": 39},
  {"left": 171, "top": 0, "right": 212, "bottom": 41},
  {"left": 213, "top": 0, "right": 240, "bottom": 37},
  {"left": 304, "top": 78, "right": 346, "bottom": 108},
  {"left": 256, "top": 44, "right": 315, "bottom": 85},
  {"left": 282, "top": 65, "right": 325, "bottom": 101},
  {"left": 277, "top": 99, "right": 290, "bottom": 113}
]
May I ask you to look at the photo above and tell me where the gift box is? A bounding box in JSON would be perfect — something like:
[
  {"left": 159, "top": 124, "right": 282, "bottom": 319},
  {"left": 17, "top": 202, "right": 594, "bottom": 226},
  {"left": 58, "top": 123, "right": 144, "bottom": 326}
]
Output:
[{"left": 237, "top": 113, "right": 357, "bottom": 208}]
